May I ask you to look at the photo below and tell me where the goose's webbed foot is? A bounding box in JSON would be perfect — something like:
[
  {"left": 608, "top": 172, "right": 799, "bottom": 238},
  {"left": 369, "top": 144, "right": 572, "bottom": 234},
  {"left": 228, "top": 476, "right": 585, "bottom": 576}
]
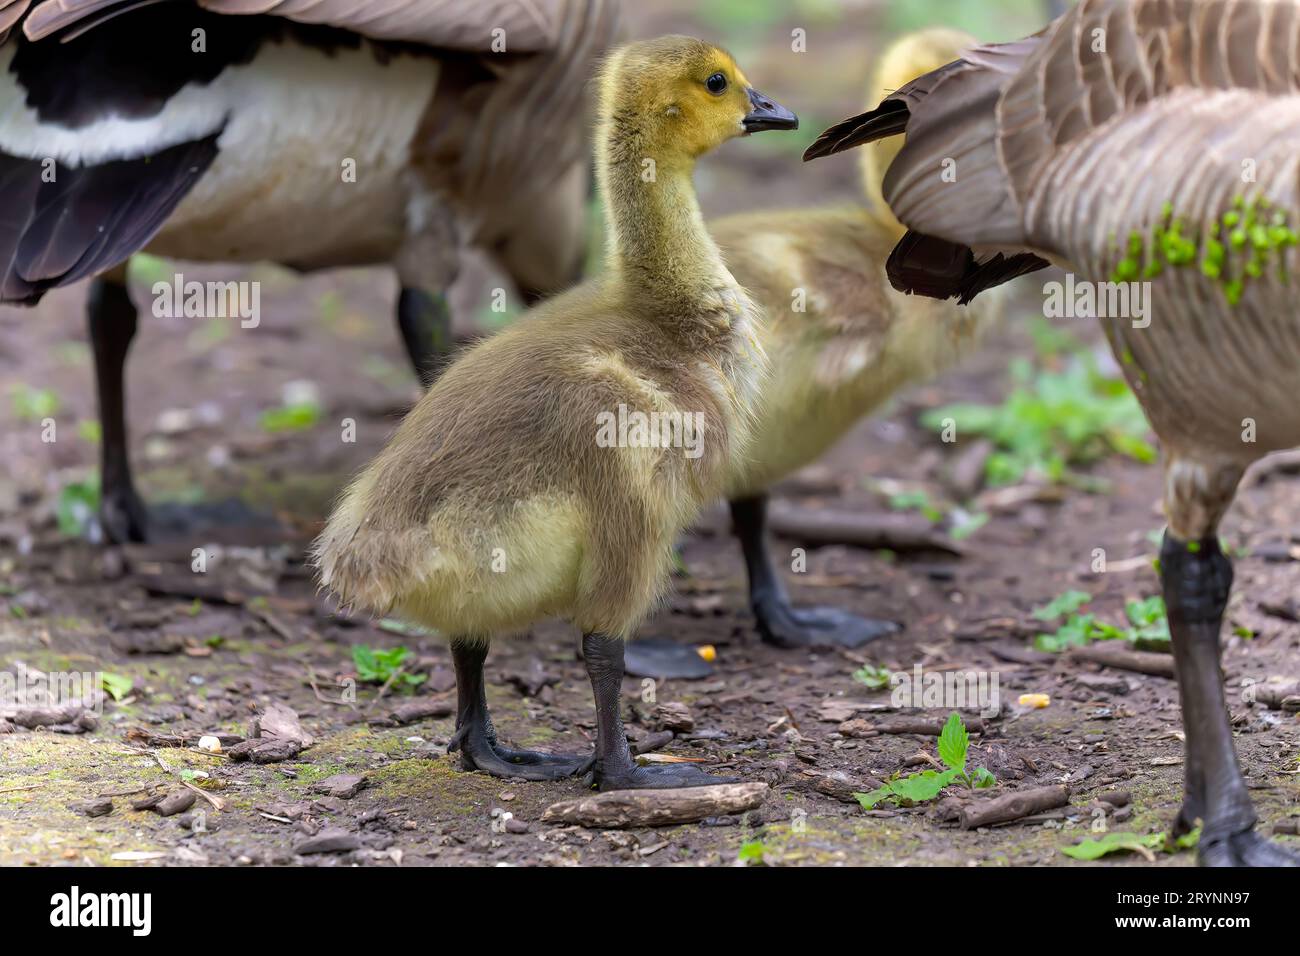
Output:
[
  {"left": 1160, "top": 531, "right": 1299, "bottom": 867},
  {"left": 1198, "top": 827, "right": 1300, "bottom": 867},
  {"left": 755, "top": 598, "right": 900, "bottom": 649},
  {"left": 731, "top": 494, "right": 899, "bottom": 650},
  {"left": 448, "top": 720, "right": 593, "bottom": 781},
  {"left": 583, "top": 632, "right": 738, "bottom": 791},
  {"left": 449, "top": 639, "right": 591, "bottom": 781}
]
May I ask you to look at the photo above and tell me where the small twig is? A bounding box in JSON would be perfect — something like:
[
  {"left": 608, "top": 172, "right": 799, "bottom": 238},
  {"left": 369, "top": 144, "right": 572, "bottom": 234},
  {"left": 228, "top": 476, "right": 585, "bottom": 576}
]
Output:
[
  {"left": 251, "top": 607, "right": 295, "bottom": 642},
  {"left": 306, "top": 667, "right": 355, "bottom": 709},
  {"left": 0, "top": 784, "right": 39, "bottom": 794},
  {"left": 96, "top": 785, "right": 154, "bottom": 798},
  {"left": 180, "top": 780, "right": 225, "bottom": 812},
  {"left": 368, "top": 668, "right": 408, "bottom": 710}
]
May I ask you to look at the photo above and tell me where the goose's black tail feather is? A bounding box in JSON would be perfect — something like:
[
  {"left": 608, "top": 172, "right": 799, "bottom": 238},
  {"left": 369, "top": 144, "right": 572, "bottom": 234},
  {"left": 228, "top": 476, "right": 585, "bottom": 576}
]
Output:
[
  {"left": 0, "top": 133, "right": 219, "bottom": 304},
  {"left": 885, "top": 230, "right": 1050, "bottom": 304}
]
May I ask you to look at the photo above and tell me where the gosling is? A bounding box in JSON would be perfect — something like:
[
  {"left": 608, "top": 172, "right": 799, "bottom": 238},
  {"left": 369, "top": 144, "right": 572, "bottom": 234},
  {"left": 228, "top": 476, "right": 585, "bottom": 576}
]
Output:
[
  {"left": 315, "top": 36, "right": 798, "bottom": 790},
  {"left": 712, "top": 28, "right": 998, "bottom": 651}
]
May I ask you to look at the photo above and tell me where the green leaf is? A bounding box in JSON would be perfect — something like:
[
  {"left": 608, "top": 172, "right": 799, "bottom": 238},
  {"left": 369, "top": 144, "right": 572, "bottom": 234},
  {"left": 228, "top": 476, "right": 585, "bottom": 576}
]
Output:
[
  {"left": 737, "top": 840, "right": 766, "bottom": 864},
  {"left": 921, "top": 353, "right": 1154, "bottom": 487},
  {"left": 888, "top": 489, "right": 943, "bottom": 524},
  {"left": 260, "top": 401, "right": 322, "bottom": 433},
  {"left": 888, "top": 768, "right": 958, "bottom": 803},
  {"left": 1032, "top": 590, "right": 1093, "bottom": 621},
  {"left": 1061, "top": 832, "right": 1163, "bottom": 860},
  {"left": 100, "top": 672, "right": 133, "bottom": 702},
  {"left": 852, "top": 664, "right": 893, "bottom": 691},
  {"left": 937, "top": 711, "right": 969, "bottom": 773},
  {"left": 969, "top": 766, "right": 997, "bottom": 789},
  {"left": 351, "top": 644, "right": 423, "bottom": 690},
  {"left": 57, "top": 476, "right": 101, "bottom": 538},
  {"left": 10, "top": 384, "right": 60, "bottom": 421},
  {"left": 949, "top": 511, "right": 989, "bottom": 541},
  {"left": 856, "top": 768, "right": 960, "bottom": 809}
]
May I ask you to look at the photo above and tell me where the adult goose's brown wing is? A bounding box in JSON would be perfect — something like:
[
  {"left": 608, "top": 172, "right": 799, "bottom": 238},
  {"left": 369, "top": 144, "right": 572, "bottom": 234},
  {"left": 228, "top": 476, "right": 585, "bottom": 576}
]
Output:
[
  {"left": 22, "top": 0, "right": 577, "bottom": 51},
  {"left": 807, "top": 0, "right": 1300, "bottom": 302}
]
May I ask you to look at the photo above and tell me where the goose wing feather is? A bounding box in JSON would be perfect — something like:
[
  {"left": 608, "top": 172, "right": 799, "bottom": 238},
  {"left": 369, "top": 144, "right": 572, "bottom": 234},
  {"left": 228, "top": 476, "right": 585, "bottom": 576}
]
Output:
[{"left": 22, "top": 0, "right": 581, "bottom": 51}]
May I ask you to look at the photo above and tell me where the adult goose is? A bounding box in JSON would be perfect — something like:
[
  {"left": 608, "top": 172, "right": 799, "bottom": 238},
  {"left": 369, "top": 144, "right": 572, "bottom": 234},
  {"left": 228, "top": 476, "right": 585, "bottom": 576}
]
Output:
[
  {"left": 807, "top": 0, "right": 1300, "bottom": 866},
  {"left": 0, "top": 0, "right": 618, "bottom": 542}
]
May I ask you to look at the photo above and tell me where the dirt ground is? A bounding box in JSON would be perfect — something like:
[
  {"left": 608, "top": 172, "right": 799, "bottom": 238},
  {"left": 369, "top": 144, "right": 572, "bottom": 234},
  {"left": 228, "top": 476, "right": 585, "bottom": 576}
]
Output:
[{"left": 2, "top": 0, "right": 1300, "bottom": 867}]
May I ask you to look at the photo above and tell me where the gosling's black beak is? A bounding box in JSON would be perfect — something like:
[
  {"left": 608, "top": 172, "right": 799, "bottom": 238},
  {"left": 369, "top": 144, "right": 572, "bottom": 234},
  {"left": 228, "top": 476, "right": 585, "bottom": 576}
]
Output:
[{"left": 743, "top": 88, "right": 798, "bottom": 133}]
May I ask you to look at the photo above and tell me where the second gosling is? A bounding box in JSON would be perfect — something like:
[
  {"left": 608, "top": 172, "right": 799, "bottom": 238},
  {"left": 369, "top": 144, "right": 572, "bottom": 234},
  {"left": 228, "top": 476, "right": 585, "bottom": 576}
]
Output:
[{"left": 315, "top": 36, "right": 797, "bottom": 790}]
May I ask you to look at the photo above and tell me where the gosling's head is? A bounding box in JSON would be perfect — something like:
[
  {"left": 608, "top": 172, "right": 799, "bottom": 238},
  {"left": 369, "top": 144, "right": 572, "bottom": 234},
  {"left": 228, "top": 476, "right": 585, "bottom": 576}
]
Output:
[
  {"left": 597, "top": 36, "right": 798, "bottom": 164},
  {"left": 870, "top": 27, "right": 975, "bottom": 100}
]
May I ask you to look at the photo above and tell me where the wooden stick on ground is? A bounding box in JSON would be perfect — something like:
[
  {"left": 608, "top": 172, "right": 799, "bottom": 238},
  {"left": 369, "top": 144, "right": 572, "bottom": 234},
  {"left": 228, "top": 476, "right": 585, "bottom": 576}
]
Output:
[
  {"left": 1070, "top": 643, "right": 1174, "bottom": 677},
  {"left": 840, "top": 716, "right": 986, "bottom": 738},
  {"left": 765, "top": 506, "right": 963, "bottom": 556},
  {"left": 958, "top": 785, "right": 1070, "bottom": 829},
  {"left": 542, "top": 783, "right": 767, "bottom": 829}
]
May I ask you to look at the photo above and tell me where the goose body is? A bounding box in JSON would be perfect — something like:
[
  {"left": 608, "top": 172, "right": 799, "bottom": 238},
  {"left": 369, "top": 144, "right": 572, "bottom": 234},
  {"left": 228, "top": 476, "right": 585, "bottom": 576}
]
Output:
[
  {"left": 316, "top": 36, "right": 798, "bottom": 789},
  {"left": 110, "top": 41, "right": 438, "bottom": 269},
  {"left": 807, "top": 0, "right": 1300, "bottom": 866},
  {"left": 0, "top": 0, "right": 616, "bottom": 543}
]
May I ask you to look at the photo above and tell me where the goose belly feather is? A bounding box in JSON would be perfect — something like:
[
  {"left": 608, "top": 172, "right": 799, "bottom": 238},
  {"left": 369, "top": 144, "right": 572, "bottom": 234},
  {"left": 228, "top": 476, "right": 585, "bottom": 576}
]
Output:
[
  {"left": 146, "top": 42, "right": 439, "bottom": 268},
  {"left": 1031, "top": 87, "right": 1300, "bottom": 460}
]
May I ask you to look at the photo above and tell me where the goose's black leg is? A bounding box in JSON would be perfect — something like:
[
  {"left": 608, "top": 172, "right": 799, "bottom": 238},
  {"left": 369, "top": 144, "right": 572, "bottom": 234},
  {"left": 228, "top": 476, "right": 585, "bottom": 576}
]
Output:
[
  {"left": 731, "top": 494, "right": 900, "bottom": 649},
  {"left": 583, "top": 632, "right": 737, "bottom": 790},
  {"left": 1160, "top": 533, "right": 1298, "bottom": 866},
  {"left": 396, "top": 288, "right": 452, "bottom": 389},
  {"left": 446, "top": 639, "right": 592, "bottom": 781},
  {"left": 88, "top": 277, "right": 148, "bottom": 544}
]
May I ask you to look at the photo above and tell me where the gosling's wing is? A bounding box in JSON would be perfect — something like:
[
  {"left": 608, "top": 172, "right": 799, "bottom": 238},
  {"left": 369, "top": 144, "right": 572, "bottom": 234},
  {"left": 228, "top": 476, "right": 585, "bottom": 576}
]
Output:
[{"left": 22, "top": 0, "right": 580, "bottom": 51}]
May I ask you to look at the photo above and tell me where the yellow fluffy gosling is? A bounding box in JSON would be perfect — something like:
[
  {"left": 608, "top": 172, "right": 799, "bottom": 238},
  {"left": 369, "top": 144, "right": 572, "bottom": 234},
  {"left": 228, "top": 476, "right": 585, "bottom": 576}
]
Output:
[
  {"left": 711, "top": 29, "right": 1003, "bottom": 650},
  {"left": 315, "top": 36, "right": 797, "bottom": 790}
]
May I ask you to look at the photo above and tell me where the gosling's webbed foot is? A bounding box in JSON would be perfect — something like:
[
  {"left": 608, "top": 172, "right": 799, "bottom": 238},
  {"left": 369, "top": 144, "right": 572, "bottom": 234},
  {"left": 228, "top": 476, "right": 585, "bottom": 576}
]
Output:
[
  {"left": 593, "top": 761, "right": 740, "bottom": 791},
  {"left": 757, "top": 600, "right": 900, "bottom": 650},
  {"left": 148, "top": 498, "right": 282, "bottom": 540},
  {"left": 448, "top": 723, "right": 592, "bottom": 782},
  {"left": 99, "top": 495, "right": 285, "bottom": 545},
  {"left": 622, "top": 639, "right": 714, "bottom": 680},
  {"left": 1199, "top": 826, "right": 1300, "bottom": 867}
]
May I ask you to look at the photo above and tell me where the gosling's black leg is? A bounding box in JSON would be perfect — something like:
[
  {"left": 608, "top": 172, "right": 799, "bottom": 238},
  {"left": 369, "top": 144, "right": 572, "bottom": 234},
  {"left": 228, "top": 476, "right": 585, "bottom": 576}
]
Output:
[
  {"left": 1160, "top": 533, "right": 1298, "bottom": 866},
  {"left": 731, "top": 494, "right": 899, "bottom": 649},
  {"left": 583, "top": 632, "right": 737, "bottom": 790},
  {"left": 88, "top": 277, "right": 149, "bottom": 544},
  {"left": 446, "top": 638, "right": 592, "bottom": 781},
  {"left": 397, "top": 288, "right": 452, "bottom": 389}
]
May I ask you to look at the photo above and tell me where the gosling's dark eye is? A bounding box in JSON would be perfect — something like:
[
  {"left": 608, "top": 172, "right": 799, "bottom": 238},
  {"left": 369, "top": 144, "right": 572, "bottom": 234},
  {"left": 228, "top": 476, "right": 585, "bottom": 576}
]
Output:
[{"left": 705, "top": 72, "right": 728, "bottom": 95}]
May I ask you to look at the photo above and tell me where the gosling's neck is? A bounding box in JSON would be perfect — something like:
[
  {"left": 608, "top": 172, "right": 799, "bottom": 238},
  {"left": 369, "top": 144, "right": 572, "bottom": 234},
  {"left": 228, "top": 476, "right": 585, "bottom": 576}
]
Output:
[{"left": 597, "top": 120, "right": 737, "bottom": 322}]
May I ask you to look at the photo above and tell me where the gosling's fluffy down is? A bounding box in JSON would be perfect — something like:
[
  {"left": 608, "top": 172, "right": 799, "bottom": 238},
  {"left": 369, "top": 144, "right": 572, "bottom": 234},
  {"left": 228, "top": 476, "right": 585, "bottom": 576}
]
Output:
[
  {"left": 711, "top": 29, "right": 1002, "bottom": 500},
  {"left": 315, "top": 279, "right": 760, "bottom": 640},
  {"left": 716, "top": 206, "right": 1001, "bottom": 498},
  {"left": 315, "top": 36, "right": 778, "bottom": 641}
]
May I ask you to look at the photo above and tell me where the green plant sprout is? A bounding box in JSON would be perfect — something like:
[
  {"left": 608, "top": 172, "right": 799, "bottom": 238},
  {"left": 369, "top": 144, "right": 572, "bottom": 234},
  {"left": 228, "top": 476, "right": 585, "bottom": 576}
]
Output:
[
  {"left": 922, "top": 354, "right": 1155, "bottom": 487},
  {"left": 854, "top": 712, "right": 995, "bottom": 809},
  {"left": 352, "top": 644, "right": 425, "bottom": 691},
  {"left": 1032, "top": 591, "right": 1170, "bottom": 653}
]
